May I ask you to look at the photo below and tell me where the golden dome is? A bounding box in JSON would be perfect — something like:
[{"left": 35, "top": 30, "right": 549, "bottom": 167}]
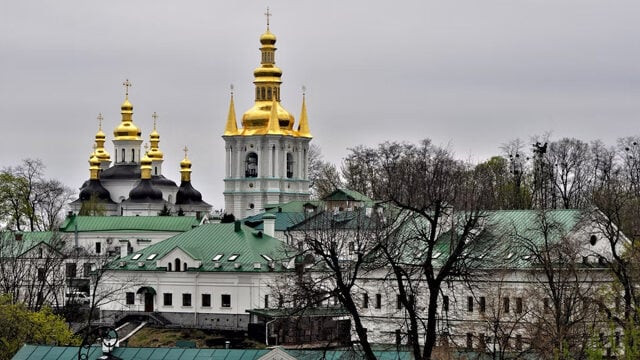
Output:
[
  {"left": 140, "top": 152, "right": 152, "bottom": 179},
  {"left": 113, "top": 97, "right": 142, "bottom": 140},
  {"left": 260, "top": 30, "right": 277, "bottom": 45},
  {"left": 89, "top": 153, "right": 101, "bottom": 180},
  {"left": 180, "top": 149, "right": 192, "bottom": 182}
]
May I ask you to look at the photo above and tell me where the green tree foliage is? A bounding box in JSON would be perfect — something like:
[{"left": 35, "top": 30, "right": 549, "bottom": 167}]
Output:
[
  {"left": 0, "top": 294, "right": 80, "bottom": 360},
  {"left": 158, "top": 204, "right": 172, "bottom": 216}
]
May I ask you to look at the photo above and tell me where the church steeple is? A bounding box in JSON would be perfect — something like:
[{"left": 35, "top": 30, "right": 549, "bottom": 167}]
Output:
[
  {"left": 224, "top": 87, "right": 238, "bottom": 136},
  {"left": 93, "top": 113, "right": 112, "bottom": 168},
  {"left": 297, "top": 88, "right": 312, "bottom": 138}
]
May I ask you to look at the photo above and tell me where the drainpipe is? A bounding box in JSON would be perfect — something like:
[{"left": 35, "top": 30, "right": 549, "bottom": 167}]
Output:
[
  {"left": 265, "top": 319, "right": 276, "bottom": 346},
  {"left": 194, "top": 272, "right": 199, "bottom": 326}
]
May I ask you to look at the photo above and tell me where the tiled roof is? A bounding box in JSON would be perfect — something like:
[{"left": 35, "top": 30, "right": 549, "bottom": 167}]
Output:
[
  {"left": 59, "top": 216, "right": 200, "bottom": 233},
  {"left": 109, "top": 222, "right": 294, "bottom": 272}
]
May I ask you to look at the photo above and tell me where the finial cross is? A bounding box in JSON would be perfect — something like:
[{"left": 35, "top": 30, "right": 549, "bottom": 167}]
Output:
[
  {"left": 230, "top": 84, "right": 234, "bottom": 95},
  {"left": 97, "top": 113, "right": 103, "bottom": 130},
  {"left": 122, "top": 79, "right": 132, "bottom": 97},
  {"left": 152, "top": 112, "right": 158, "bottom": 130},
  {"left": 302, "top": 85, "right": 306, "bottom": 96},
  {"left": 183, "top": 146, "right": 189, "bottom": 158},
  {"left": 264, "top": 7, "right": 272, "bottom": 30}
]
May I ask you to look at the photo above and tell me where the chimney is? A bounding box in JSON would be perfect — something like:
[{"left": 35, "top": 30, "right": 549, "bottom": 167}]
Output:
[
  {"left": 263, "top": 213, "right": 276, "bottom": 238},
  {"left": 119, "top": 240, "right": 130, "bottom": 258},
  {"left": 234, "top": 220, "right": 242, "bottom": 232}
]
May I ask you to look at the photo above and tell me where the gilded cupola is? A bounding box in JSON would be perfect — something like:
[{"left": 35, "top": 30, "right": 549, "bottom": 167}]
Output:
[
  {"left": 113, "top": 79, "right": 142, "bottom": 141},
  {"left": 239, "top": 20, "right": 296, "bottom": 136},
  {"left": 93, "top": 113, "right": 112, "bottom": 165},
  {"left": 179, "top": 146, "right": 192, "bottom": 182},
  {"left": 147, "top": 112, "right": 164, "bottom": 160}
]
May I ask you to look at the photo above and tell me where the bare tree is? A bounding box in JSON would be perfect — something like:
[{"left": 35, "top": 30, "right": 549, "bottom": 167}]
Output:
[{"left": 308, "top": 144, "right": 343, "bottom": 199}]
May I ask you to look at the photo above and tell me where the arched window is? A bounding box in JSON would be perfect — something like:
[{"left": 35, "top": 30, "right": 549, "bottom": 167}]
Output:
[
  {"left": 132, "top": 149, "right": 135, "bottom": 162},
  {"left": 286, "top": 153, "right": 294, "bottom": 179},
  {"left": 154, "top": 167, "right": 158, "bottom": 175},
  {"left": 246, "top": 153, "right": 258, "bottom": 178},
  {"left": 261, "top": 88, "right": 265, "bottom": 100},
  {"left": 183, "top": 263, "right": 188, "bottom": 271},
  {"left": 174, "top": 258, "right": 181, "bottom": 272},
  {"left": 122, "top": 149, "right": 126, "bottom": 163},
  {"left": 256, "top": 88, "right": 260, "bottom": 100},
  {"left": 167, "top": 263, "right": 172, "bottom": 271},
  {"left": 267, "top": 88, "right": 272, "bottom": 100}
]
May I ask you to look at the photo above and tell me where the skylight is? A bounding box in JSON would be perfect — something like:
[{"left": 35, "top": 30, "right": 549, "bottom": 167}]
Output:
[
  {"left": 212, "top": 254, "right": 224, "bottom": 261},
  {"left": 506, "top": 253, "right": 514, "bottom": 260},
  {"left": 228, "top": 254, "right": 240, "bottom": 261},
  {"left": 146, "top": 253, "right": 157, "bottom": 260},
  {"left": 261, "top": 254, "right": 273, "bottom": 262},
  {"left": 432, "top": 252, "right": 442, "bottom": 259},
  {"left": 132, "top": 254, "right": 142, "bottom": 260}
]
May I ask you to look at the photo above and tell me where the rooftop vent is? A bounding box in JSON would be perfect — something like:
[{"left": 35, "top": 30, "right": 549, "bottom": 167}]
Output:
[
  {"left": 214, "top": 262, "right": 221, "bottom": 268},
  {"left": 119, "top": 261, "right": 126, "bottom": 267},
  {"left": 234, "top": 263, "right": 242, "bottom": 269},
  {"left": 137, "top": 261, "right": 145, "bottom": 267},
  {"left": 253, "top": 263, "right": 262, "bottom": 269}
]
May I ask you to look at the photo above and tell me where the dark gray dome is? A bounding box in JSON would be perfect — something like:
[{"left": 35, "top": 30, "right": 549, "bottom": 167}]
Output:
[
  {"left": 128, "top": 179, "right": 163, "bottom": 202},
  {"left": 176, "top": 181, "right": 203, "bottom": 205},
  {"left": 79, "top": 179, "right": 114, "bottom": 203}
]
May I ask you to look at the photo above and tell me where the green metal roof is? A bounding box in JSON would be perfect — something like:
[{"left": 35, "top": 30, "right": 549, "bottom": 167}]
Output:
[
  {"left": 322, "top": 189, "right": 372, "bottom": 203},
  {"left": 13, "top": 345, "right": 413, "bottom": 360},
  {"left": 109, "top": 223, "right": 294, "bottom": 272},
  {"left": 0, "top": 231, "right": 57, "bottom": 257},
  {"left": 247, "top": 307, "right": 350, "bottom": 318},
  {"left": 59, "top": 216, "right": 200, "bottom": 233}
]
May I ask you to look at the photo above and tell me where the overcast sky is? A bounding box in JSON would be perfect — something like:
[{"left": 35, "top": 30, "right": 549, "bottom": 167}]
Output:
[{"left": 1, "top": 1, "right": 639, "bottom": 208}]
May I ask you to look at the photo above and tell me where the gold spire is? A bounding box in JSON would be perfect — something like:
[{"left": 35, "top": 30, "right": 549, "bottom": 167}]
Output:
[
  {"left": 297, "top": 87, "right": 312, "bottom": 138},
  {"left": 267, "top": 94, "right": 281, "bottom": 134},
  {"left": 224, "top": 86, "right": 238, "bottom": 136},
  {"left": 114, "top": 79, "right": 142, "bottom": 140},
  {"left": 180, "top": 146, "right": 192, "bottom": 182},
  {"left": 93, "top": 113, "right": 112, "bottom": 164},
  {"left": 147, "top": 112, "right": 164, "bottom": 160},
  {"left": 89, "top": 146, "right": 101, "bottom": 180},
  {"left": 236, "top": 15, "right": 298, "bottom": 136},
  {"left": 140, "top": 150, "right": 152, "bottom": 180}
]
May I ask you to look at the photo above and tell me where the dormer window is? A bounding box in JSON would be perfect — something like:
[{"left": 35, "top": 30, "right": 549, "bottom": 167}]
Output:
[
  {"left": 213, "top": 254, "right": 224, "bottom": 261},
  {"left": 132, "top": 253, "right": 142, "bottom": 260},
  {"left": 228, "top": 254, "right": 240, "bottom": 261},
  {"left": 146, "top": 253, "right": 157, "bottom": 260}
]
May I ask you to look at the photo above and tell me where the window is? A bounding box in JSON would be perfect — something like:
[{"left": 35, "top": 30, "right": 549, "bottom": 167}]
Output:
[
  {"left": 95, "top": 242, "right": 101, "bottom": 254},
  {"left": 286, "top": 153, "right": 294, "bottom": 178},
  {"left": 221, "top": 294, "right": 231, "bottom": 308},
  {"left": 122, "top": 149, "right": 125, "bottom": 163},
  {"left": 146, "top": 254, "right": 157, "bottom": 260},
  {"left": 66, "top": 263, "right": 77, "bottom": 278},
  {"left": 167, "top": 263, "right": 172, "bottom": 271},
  {"left": 182, "top": 293, "right": 192, "bottom": 307},
  {"left": 264, "top": 294, "right": 269, "bottom": 308},
  {"left": 543, "top": 298, "right": 550, "bottom": 313},
  {"left": 83, "top": 263, "right": 95, "bottom": 277},
  {"left": 502, "top": 335, "right": 510, "bottom": 349},
  {"left": 479, "top": 333, "right": 486, "bottom": 350},
  {"left": 202, "top": 294, "right": 211, "bottom": 307},
  {"left": 443, "top": 296, "right": 449, "bottom": 312},
  {"left": 395, "top": 330, "right": 402, "bottom": 346},
  {"left": 363, "top": 293, "right": 369, "bottom": 309},
  {"left": 267, "top": 87, "right": 272, "bottom": 100},
  {"left": 515, "top": 334, "right": 523, "bottom": 351},
  {"left": 213, "top": 254, "right": 224, "bottom": 261},
  {"left": 174, "top": 258, "right": 181, "bottom": 272},
  {"left": 348, "top": 242, "right": 355, "bottom": 255},
  {"left": 503, "top": 297, "right": 510, "bottom": 313},
  {"left": 126, "top": 292, "right": 135, "bottom": 305},
  {"left": 466, "top": 333, "right": 473, "bottom": 350},
  {"left": 516, "top": 297, "right": 523, "bottom": 313},
  {"left": 131, "top": 149, "right": 135, "bottom": 162},
  {"left": 183, "top": 263, "right": 188, "bottom": 271},
  {"left": 479, "top": 296, "right": 486, "bottom": 313},
  {"left": 132, "top": 253, "right": 142, "bottom": 260},
  {"left": 245, "top": 153, "right": 258, "bottom": 178},
  {"left": 228, "top": 254, "right": 239, "bottom": 261},
  {"left": 375, "top": 294, "right": 382, "bottom": 309},
  {"left": 467, "top": 296, "right": 474, "bottom": 312},
  {"left": 37, "top": 268, "right": 45, "bottom": 281},
  {"left": 163, "top": 293, "right": 172, "bottom": 306},
  {"left": 397, "top": 295, "right": 403, "bottom": 309}
]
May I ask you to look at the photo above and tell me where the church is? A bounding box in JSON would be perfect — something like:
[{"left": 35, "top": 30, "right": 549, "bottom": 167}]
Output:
[
  {"left": 222, "top": 17, "right": 313, "bottom": 219},
  {"left": 69, "top": 81, "right": 212, "bottom": 218}
]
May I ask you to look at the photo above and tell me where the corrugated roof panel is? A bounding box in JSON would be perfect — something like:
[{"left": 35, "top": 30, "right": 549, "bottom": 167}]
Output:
[{"left": 59, "top": 216, "right": 199, "bottom": 233}]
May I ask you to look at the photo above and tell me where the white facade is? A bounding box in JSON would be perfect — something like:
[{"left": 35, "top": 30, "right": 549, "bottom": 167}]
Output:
[{"left": 223, "top": 135, "right": 311, "bottom": 219}]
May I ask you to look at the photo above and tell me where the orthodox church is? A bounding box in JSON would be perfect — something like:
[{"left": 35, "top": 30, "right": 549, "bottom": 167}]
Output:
[
  {"left": 223, "top": 20, "right": 312, "bottom": 219},
  {"left": 70, "top": 83, "right": 211, "bottom": 218}
]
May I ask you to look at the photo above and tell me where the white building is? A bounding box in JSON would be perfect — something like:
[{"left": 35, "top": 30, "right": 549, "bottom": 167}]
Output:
[{"left": 222, "top": 25, "right": 312, "bottom": 220}]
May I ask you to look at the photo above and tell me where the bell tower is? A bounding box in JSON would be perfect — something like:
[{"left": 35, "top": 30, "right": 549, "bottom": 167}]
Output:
[{"left": 222, "top": 12, "right": 312, "bottom": 219}]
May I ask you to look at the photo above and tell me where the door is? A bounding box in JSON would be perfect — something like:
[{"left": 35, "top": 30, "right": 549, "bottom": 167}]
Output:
[{"left": 144, "top": 293, "right": 154, "bottom": 312}]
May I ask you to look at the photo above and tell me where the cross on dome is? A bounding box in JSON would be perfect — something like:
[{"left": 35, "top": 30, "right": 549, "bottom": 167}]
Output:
[
  {"left": 97, "top": 113, "right": 103, "bottom": 130},
  {"left": 264, "top": 7, "right": 272, "bottom": 30},
  {"left": 152, "top": 112, "right": 159, "bottom": 130},
  {"left": 122, "top": 79, "right": 132, "bottom": 97},
  {"left": 183, "top": 146, "right": 189, "bottom": 158}
]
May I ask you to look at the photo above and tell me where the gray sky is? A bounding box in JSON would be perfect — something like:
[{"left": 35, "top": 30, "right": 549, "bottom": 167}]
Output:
[{"left": 1, "top": 0, "right": 639, "bottom": 208}]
